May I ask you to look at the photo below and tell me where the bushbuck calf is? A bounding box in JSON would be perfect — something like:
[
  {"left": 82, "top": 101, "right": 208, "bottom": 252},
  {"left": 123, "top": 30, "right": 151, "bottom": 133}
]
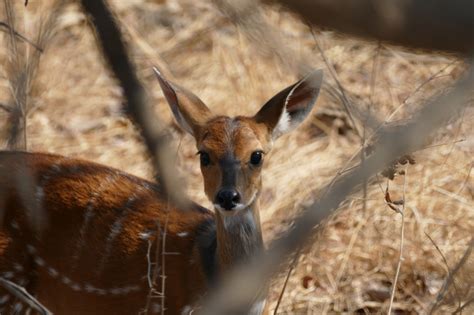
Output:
[{"left": 0, "top": 68, "right": 323, "bottom": 314}]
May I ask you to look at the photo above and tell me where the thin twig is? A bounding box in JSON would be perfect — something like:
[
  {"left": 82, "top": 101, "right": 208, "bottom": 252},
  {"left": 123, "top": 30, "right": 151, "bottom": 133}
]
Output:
[
  {"left": 453, "top": 298, "right": 474, "bottom": 314},
  {"left": 273, "top": 250, "right": 300, "bottom": 315},
  {"left": 0, "top": 21, "right": 43, "bottom": 52},
  {"left": 387, "top": 165, "right": 407, "bottom": 314},
  {"left": 425, "top": 232, "right": 462, "bottom": 311},
  {"left": 142, "top": 231, "right": 162, "bottom": 315},
  {"left": 0, "top": 277, "right": 52, "bottom": 315},
  {"left": 428, "top": 237, "right": 474, "bottom": 314},
  {"left": 160, "top": 213, "right": 169, "bottom": 315},
  {"left": 309, "top": 26, "right": 361, "bottom": 138}
]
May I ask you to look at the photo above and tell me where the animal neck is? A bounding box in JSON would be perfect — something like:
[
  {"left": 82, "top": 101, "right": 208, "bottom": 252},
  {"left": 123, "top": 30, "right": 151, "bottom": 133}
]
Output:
[{"left": 214, "top": 199, "right": 264, "bottom": 274}]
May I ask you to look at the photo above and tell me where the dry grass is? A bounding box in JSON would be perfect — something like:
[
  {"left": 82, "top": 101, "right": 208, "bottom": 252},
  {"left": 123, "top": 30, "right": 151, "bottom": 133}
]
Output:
[{"left": 0, "top": 0, "right": 472, "bottom": 314}]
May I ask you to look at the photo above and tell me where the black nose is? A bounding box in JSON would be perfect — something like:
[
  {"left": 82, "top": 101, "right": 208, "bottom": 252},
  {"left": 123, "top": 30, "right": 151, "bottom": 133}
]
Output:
[{"left": 215, "top": 189, "right": 241, "bottom": 210}]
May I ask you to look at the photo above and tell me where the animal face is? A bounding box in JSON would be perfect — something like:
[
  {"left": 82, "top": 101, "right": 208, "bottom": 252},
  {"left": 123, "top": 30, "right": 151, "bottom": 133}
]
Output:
[
  {"left": 195, "top": 116, "right": 269, "bottom": 212},
  {"left": 154, "top": 67, "right": 323, "bottom": 213}
]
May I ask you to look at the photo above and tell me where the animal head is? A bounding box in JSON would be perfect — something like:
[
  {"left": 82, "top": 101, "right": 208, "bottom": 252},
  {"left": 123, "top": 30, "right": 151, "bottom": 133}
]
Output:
[{"left": 154, "top": 68, "right": 323, "bottom": 214}]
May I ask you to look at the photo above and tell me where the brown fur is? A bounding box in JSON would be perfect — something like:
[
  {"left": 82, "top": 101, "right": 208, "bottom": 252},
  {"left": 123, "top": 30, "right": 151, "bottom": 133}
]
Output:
[{"left": 0, "top": 151, "right": 211, "bottom": 314}]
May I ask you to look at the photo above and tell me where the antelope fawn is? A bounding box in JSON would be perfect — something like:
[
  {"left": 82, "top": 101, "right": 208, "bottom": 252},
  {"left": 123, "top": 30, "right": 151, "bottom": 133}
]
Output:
[{"left": 0, "top": 68, "right": 323, "bottom": 314}]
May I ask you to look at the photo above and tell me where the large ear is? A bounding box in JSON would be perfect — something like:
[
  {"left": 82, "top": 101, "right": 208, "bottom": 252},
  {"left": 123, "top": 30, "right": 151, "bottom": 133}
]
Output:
[
  {"left": 254, "top": 69, "right": 323, "bottom": 139},
  {"left": 153, "top": 67, "right": 213, "bottom": 136}
]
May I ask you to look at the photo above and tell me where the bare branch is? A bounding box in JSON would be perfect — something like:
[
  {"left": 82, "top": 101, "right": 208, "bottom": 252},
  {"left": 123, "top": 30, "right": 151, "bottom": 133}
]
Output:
[
  {"left": 79, "top": 0, "right": 187, "bottom": 208},
  {"left": 198, "top": 65, "right": 473, "bottom": 315},
  {"left": 0, "top": 277, "right": 52, "bottom": 315},
  {"left": 272, "top": 0, "right": 474, "bottom": 54}
]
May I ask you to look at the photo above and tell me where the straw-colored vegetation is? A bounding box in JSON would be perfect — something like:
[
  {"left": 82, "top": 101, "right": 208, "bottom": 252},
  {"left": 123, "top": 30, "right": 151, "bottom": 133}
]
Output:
[{"left": 0, "top": 0, "right": 472, "bottom": 314}]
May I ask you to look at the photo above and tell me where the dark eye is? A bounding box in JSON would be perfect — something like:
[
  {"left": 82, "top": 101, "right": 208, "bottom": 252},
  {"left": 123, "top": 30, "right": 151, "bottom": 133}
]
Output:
[
  {"left": 250, "top": 151, "right": 263, "bottom": 166},
  {"left": 199, "top": 151, "right": 211, "bottom": 167}
]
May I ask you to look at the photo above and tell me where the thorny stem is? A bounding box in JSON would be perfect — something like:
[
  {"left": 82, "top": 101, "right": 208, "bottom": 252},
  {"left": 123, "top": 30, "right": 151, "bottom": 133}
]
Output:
[{"left": 160, "top": 213, "right": 169, "bottom": 315}]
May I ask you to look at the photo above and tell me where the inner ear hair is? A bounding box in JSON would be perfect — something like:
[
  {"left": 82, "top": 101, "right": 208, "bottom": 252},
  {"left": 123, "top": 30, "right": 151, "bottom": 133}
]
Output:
[
  {"left": 153, "top": 67, "right": 213, "bottom": 136},
  {"left": 254, "top": 69, "right": 323, "bottom": 139}
]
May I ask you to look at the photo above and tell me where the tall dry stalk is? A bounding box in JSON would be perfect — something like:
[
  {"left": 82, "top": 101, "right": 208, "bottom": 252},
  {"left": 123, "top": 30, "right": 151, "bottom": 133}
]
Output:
[{"left": 2, "top": 0, "right": 64, "bottom": 149}]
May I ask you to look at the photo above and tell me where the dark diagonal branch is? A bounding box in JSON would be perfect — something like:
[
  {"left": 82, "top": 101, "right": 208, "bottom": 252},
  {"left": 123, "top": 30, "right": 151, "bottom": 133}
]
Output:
[
  {"left": 80, "top": 0, "right": 187, "bottom": 208},
  {"left": 272, "top": 0, "right": 473, "bottom": 54}
]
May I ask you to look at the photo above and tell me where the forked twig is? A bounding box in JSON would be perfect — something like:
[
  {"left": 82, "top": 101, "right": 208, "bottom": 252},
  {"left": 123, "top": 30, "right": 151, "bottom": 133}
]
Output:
[
  {"left": 0, "top": 21, "right": 43, "bottom": 52},
  {"left": 453, "top": 298, "right": 474, "bottom": 314},
  {"left": 0, "top": 277, "right": 52, "bottom": 315}
]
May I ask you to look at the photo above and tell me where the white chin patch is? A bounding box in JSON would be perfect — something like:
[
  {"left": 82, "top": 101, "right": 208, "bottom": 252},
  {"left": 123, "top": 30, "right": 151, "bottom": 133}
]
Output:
[{"left": 213, "top": 203, "right": 246, "bottom": 214}]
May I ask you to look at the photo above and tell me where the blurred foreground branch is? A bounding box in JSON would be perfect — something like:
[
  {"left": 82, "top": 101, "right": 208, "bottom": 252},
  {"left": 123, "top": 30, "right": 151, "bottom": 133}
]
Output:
[
  {"left": 0, "top": 277, "right": 52, "bottom": 315},
  {"left": 80, "top": 0, "right": 187, "bottom": 208},
  {"left": 198, "top": 64, "right": 473, "bottom": 314},
  {"left": 273, "top": 0, "right": 473, "bottom": 55}
]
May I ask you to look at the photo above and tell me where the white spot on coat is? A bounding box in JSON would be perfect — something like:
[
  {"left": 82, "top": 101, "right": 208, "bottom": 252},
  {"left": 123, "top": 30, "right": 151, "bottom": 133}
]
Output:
[
  {"left": 13, "top": 263, "right": 23, "bottom": 272},
  {"left": 34, "top": 257, "right": 45, "bottom": 267},
  {"left": 13, "top": 302, "right": 23, "bottom": 312},
  {"left": 139, "top": 231, "right": 153, "bottom": 240},
  {"left": 152, "top": 303, "right": 161, "bottom": 313},
  {"left": 26, "top": 245, "right": 36, "bottom": 254},
  {"left": 1, "top": 272, "right": 14, "bottom": 279},
  {"left": 0, "top": 295, "right": 10, "bottom": 304},
  {"left": 62, "top": 276, "right": 72, "bottom": 285},
  {"left": 181, "top": 305, "right": 193, "bottom": 315},
  {"left": 48, "top": 267, "right": 59, "bottom": 278}
]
